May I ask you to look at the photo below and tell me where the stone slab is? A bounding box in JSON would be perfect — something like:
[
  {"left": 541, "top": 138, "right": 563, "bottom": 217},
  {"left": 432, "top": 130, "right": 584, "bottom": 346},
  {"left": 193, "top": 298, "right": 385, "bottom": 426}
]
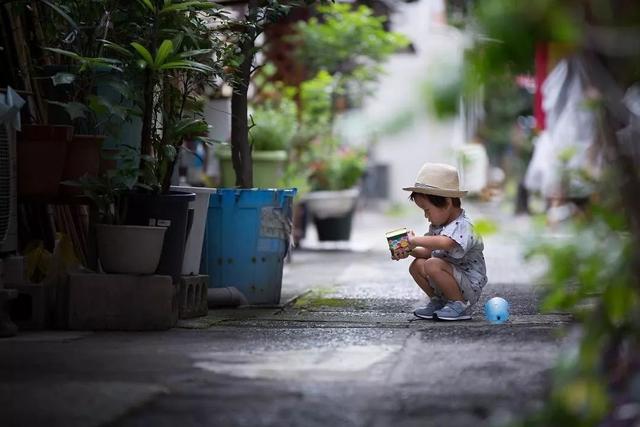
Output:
[{"left": 68, "top": 273, "right": 176, "bottom": 330}]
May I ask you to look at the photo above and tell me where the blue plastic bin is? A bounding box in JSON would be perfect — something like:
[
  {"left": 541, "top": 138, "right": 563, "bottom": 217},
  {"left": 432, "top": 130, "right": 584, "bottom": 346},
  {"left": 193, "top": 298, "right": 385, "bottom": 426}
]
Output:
[{"left": 202, "top": 188, "right": 296, "bottom": 304}]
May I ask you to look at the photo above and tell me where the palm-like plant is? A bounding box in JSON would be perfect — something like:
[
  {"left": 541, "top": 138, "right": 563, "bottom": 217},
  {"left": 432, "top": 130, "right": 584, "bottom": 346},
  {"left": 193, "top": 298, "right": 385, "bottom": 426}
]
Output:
[{"left": 106, "top": 0, "right": 226, "bottom": 192}]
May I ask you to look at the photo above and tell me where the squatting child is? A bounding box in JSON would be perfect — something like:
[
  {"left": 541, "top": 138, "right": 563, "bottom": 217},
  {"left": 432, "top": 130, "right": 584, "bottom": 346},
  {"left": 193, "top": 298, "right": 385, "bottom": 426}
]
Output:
[{"left": 392, "top": 162, "right": 488, "bottom": 321}]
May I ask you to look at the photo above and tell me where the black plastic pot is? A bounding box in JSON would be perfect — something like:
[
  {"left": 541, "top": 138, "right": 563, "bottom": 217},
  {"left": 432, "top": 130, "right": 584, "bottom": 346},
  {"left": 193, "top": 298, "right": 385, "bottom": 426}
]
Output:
[
  {"left": 126, "top": 191, "right": 196, "bottom": 282},
  {"left": 313, "top": 209, "right": 355, "bottom": 241}
]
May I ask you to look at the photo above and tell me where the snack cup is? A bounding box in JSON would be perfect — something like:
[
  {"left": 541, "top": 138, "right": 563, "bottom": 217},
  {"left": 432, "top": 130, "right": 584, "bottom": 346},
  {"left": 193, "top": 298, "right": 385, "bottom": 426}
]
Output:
[{"left": 385, "top": 228, "right": 410, "bottom": 257}]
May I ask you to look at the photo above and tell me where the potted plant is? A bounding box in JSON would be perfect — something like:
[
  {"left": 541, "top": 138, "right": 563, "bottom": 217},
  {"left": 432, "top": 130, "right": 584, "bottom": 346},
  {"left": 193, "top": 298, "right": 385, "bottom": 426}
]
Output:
[
  {"left": 45, "top": 57, "right": 134, "bottom": 193},
  {"left": 198, "top": 1, "right": 309, "bottom": 304},
  {"left": 69, "top": 148, "right": 166, "bottom": 274},
  {"left": 217, "top": 93, "right": 297, "bottom": 188},
  {"left": 279, "top": 2, "right": 407, "bottom": 242},
  {"left": 292, "top": 3, "right": 409, "bottom": 113},
  {"left": 99, "top": 0, "right": 225, "bottom": 282},
  {"left": 34, "top": 1, "right": 130, "bottom": 192},
  {"left": 303, "top": 137, "right": 367, "bottom": 241}
]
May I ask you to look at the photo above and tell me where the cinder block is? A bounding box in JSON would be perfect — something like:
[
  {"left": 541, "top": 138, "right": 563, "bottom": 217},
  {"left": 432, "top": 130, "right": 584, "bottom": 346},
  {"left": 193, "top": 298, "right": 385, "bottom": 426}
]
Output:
[
  {"left": 0, "top": 288, "right": 18, "bottom": 337},
  {"left": 68, "top": 273, "right": 177, "bottom": 330},
  {"left": 1, "top": 256, "right": 27, "bottom": 286},
  {"left": 5, "top": 283, "right": 55, "bottom": 330},
  {"left": 177, "top": 275, "right": 208, "bottom": 319}
]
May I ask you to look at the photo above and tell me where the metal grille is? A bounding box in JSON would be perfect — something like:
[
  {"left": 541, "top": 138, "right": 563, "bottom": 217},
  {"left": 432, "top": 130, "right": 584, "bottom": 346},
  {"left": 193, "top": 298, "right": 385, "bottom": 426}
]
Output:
[{"left": 0, "top": 123, "right": 10, "bottom": 243}]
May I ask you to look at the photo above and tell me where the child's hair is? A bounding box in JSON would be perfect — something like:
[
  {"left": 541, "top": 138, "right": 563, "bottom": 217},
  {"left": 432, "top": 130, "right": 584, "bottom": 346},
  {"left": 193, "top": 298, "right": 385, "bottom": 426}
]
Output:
[{"left": 409, "top": 192, "right": 461, "bottom": 208}]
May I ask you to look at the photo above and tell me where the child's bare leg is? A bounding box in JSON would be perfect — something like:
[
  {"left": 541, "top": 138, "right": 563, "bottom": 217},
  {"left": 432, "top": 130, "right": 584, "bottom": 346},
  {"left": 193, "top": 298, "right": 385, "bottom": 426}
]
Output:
[
  {"left": 422, "top": 258, "right": 464, "bottom": 301},
  {"left": 409, "top": 258, "right": 435, "bottom": 298}
]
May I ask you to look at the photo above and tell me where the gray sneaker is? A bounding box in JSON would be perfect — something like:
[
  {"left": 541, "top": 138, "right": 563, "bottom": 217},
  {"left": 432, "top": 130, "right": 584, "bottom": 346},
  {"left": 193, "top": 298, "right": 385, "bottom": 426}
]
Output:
[
  {"left": 434, "top": 301, "right": 471, "bottom": 321},
  {"left": 413, "top": 298, "right": 445, "bottom": 320}
]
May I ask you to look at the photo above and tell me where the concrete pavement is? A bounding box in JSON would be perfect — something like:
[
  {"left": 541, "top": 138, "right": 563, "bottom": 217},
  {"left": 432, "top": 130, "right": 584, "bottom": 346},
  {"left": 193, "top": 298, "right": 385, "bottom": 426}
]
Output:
[{"left": 0, "top": 199, "right": 570, "bottom": 427}]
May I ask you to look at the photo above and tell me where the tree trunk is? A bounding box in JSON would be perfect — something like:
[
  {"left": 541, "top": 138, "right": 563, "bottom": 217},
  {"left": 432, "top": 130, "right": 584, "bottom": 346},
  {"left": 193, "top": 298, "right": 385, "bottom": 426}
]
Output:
[
  {"left": 139, "top": 69, "right": 154, "bottom": 159},
  {"left": 230, "top": 0, "right": 258, "bottom": 189}
]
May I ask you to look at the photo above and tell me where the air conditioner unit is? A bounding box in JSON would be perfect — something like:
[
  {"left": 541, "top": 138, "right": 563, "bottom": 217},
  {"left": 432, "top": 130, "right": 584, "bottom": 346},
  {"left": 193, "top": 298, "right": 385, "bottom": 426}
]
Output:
[
  {"left": 0, "top": 87, "right": 25, "bottom": 254},
  {"left": 0, "top": 121, "right": 17, "bottom": 253}
]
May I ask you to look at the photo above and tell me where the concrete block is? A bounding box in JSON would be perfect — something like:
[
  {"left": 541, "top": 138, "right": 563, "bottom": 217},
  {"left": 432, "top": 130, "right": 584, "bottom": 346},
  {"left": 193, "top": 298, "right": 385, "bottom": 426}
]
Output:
[
  {"left": 1, "top": 255, "right": 27, "bottom": 285},
  {"left": 177, "top": 275, "right": 208, "bottom": 319},
  {"left": 68, "top": 273, "right": 177, "bottom": 330},
  {"left": 5, "top": 283, "right": 55, "bottom": 330},
  {"left": 0, "top": 288, "right": 18, "bottom": 337}
]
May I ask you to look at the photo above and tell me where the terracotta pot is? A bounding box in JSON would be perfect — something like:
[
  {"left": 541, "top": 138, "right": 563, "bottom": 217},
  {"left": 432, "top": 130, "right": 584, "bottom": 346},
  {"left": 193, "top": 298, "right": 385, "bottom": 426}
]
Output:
[
  {"left": 99, "top": 148, "right": 119, "bottom": 175},
  {"left": 62, "top": 134, "right": 105, "bottom": 180},
  {"left": 60, "top": 134, "right": 105, "bottom": 196},
  {"left": 17, "top": 125, "right": 73, "bottom": 198}
]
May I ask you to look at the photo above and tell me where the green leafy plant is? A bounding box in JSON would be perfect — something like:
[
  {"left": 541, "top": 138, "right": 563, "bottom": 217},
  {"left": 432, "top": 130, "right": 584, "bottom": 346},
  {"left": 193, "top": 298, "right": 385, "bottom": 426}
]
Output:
[
  {"left": 33, "top": 0, "right": 136, "bottom": 135},
  {"left": 450, "top": 1, "right": 640, "bottom": 425},
  {"left": 65, "top": 147, "right": 141, "bottom": 225},
  {"left": 223, "top": 0, "right": 323, "bottom": 188},
  {"left": 306, "top": 137, "right": 367, "bottom": 191},
  {"left": 293, "top": 3, "right": 409, "bottom": 110},
  {"left": 106, "top": 0, "right": 225, "bottom": 192},
  {"left": 249, "top": 97, "right": 298, "bottom": 152}
]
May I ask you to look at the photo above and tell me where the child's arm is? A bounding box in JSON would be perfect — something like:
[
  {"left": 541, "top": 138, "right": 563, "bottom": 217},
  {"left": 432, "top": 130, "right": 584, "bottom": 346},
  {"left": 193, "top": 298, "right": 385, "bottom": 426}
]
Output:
[{"left": 408, "top": 230, "right": 459, "bottom": 252}]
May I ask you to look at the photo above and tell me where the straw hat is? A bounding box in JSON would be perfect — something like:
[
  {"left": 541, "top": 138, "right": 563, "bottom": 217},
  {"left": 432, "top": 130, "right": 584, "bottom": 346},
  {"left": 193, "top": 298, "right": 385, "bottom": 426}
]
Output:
[{"left": 403, "top": 163, "right": 467, "bottom": 198}]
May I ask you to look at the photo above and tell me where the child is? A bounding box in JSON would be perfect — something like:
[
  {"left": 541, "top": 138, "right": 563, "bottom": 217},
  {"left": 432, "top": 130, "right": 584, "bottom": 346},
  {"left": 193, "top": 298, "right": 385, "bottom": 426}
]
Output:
[{"left": 392, "top": 162, "right": 487, "bottom": 321}]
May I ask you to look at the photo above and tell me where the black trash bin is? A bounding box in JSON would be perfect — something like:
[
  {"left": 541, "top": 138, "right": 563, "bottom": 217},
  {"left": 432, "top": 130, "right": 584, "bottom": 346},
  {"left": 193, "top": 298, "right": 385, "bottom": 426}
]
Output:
[{"left": 126, "top": 191, "right": 196, "bottom": 282}]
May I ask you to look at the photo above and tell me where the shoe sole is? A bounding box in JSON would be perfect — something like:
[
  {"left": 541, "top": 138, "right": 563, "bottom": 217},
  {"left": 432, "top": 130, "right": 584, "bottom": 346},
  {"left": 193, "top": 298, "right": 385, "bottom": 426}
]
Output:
[
  {"left": 413, "top": 311, "right": 436, "bottom": 320},
  {"left": 434, "top": 314, "right": 472, "bottom": 321}
]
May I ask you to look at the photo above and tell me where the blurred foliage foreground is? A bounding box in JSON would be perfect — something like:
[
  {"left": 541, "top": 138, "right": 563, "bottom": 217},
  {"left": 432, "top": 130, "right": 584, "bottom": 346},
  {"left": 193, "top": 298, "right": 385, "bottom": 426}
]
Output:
[{"left": 459, "top": 1, "right": 640, "bottom": 425}]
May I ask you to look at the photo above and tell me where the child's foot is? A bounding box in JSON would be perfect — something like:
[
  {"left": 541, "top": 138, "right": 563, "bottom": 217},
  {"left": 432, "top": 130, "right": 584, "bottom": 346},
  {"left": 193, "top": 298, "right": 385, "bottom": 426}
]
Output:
[
  {"left": 413, "top": 298, "right": 445, "bottom": 320},
  {"left": 434, "top": 301, "right": 471, "bottom": 321}
]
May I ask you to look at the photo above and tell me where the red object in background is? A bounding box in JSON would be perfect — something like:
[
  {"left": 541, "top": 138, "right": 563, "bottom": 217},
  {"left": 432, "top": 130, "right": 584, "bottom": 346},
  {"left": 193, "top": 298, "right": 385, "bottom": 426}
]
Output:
[{"left": 534, "top": 43, "right": 548, "bottom": 131}]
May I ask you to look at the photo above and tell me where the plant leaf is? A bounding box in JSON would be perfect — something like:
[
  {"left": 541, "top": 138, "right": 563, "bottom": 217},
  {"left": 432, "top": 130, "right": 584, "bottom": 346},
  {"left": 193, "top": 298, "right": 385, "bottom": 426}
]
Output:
[
  {"left": 154, "top": 40, "right": 174, "bottom": 67},
  {"left": 51, "top": 72, "right": 76, "bottom": 86},
  {"left": 177, "top": 49, "right": 213, "bottom": 59},
  {"left": 40, "top": 0, "right": 78, "bottom": 29},
  {"left": 160, "top": 1, "right": 213, "bottom": 14},
  {"left": 130, "top": 42, "right": 154, "bottom": 66},
  {"left": 158, "top": 60, "right": 213, "bottom": 73},
  {"left": 43, "top": 47, "right": 82, "bottom": 61},
  {"left": 474, "top": 219, "right": 498, "bottom": 237},
  {"left": 99, "top": 40, "right": 133, "bottom": 58},
  {"left": 48, "top": 101, "right": 90, "bottom": 121},
  {"left": 137, "top": 0, "right": 156, "bottom": 13}
]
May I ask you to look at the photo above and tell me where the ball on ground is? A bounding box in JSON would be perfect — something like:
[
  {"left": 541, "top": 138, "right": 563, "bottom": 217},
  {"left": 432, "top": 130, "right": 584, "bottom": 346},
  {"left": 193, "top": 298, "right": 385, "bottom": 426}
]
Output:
[{"left": 484, "top": 297, "right": 509, "bottom": 324}]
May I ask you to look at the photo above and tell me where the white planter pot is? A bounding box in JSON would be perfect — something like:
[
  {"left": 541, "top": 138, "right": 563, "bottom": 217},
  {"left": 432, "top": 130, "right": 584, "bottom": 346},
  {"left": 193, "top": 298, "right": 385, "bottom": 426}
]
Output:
[
  {"left": 171, "top": 185, "right": 217, "bottom": 275},
  {"left": 96, "top": 224, "right": 166, "bottom": 274},
  {"left": 303, "top": 188, "right": 360, "bottom": 219}
]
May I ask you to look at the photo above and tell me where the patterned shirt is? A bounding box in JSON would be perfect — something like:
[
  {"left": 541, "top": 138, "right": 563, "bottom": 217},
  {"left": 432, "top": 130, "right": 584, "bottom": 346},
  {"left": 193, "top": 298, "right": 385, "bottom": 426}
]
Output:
[{"left": 426, "top": 210, "right": 488, "bottom": 291}]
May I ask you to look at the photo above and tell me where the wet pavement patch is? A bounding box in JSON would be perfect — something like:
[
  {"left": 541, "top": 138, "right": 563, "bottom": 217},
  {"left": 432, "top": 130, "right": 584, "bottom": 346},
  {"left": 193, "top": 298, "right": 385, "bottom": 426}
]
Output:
[{"left": 193, "top": 344, "right": 402, "bottom": 381}]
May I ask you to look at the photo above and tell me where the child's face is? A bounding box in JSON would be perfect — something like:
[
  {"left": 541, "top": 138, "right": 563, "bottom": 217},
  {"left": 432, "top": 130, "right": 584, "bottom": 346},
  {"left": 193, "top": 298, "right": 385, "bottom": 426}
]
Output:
[{"left": 413, "top": 194, "right": 451, "bottom": 226}]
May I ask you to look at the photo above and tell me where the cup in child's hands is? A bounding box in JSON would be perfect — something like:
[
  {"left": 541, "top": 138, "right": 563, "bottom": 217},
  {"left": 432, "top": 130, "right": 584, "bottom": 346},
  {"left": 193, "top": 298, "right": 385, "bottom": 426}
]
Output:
[
  {"left": 386, "top": 228, "right": 411, "bottom": 259},
  {"left": 484, "top": 297, "right": 509, "bottom": 324}
]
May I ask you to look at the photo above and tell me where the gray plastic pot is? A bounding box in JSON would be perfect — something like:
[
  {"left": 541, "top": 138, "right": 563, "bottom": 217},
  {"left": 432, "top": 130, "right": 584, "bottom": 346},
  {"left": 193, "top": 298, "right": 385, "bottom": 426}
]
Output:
[{"left": 96, "top": 224, "right": 166, "bottom": 274}]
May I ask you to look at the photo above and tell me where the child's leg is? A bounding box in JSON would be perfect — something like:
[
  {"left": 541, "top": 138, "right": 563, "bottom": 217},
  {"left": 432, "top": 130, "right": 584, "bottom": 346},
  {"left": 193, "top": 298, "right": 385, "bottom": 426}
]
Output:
[
  {"left": 409, "top": 258, "right": 435, "bottom": 298},
  {"left": 420, "top": 258, "right": 464, "bottom": 301}
]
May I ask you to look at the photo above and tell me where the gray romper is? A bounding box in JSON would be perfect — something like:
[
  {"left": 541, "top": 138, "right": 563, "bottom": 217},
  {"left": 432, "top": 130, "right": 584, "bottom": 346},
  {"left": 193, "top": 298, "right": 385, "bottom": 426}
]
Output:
[{"left": 426, "top": 210, "right": 488, "bottom": 306}]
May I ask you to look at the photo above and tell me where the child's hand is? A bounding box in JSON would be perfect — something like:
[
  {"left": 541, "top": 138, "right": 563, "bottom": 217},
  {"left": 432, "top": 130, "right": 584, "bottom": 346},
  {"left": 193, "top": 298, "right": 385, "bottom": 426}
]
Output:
[
  {"left": 407, "top": 229, "right": 417, "bottom": 250},
  {"left": 391, "top": 248, "right": 411, "bottom": 261}
]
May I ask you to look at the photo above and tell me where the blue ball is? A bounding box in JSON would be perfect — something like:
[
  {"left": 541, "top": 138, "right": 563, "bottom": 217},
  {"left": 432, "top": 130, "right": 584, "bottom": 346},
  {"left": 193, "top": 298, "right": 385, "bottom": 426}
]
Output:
[{"left": 484, "top": 297, "right": 509, "bottom": 324}]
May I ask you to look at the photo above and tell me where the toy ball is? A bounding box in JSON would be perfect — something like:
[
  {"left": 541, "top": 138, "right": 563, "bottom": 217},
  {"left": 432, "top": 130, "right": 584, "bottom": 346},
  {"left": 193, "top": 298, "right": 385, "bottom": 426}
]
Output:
[{"left": 484, "top": 297, "right": 509, "bottom": 324}]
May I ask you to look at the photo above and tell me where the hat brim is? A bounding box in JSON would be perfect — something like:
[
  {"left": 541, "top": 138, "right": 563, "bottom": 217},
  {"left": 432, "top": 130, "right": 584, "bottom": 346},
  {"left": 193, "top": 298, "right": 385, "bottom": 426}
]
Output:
[{"left": 402, "top": 186, "right": 468, "bottom": 198}]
